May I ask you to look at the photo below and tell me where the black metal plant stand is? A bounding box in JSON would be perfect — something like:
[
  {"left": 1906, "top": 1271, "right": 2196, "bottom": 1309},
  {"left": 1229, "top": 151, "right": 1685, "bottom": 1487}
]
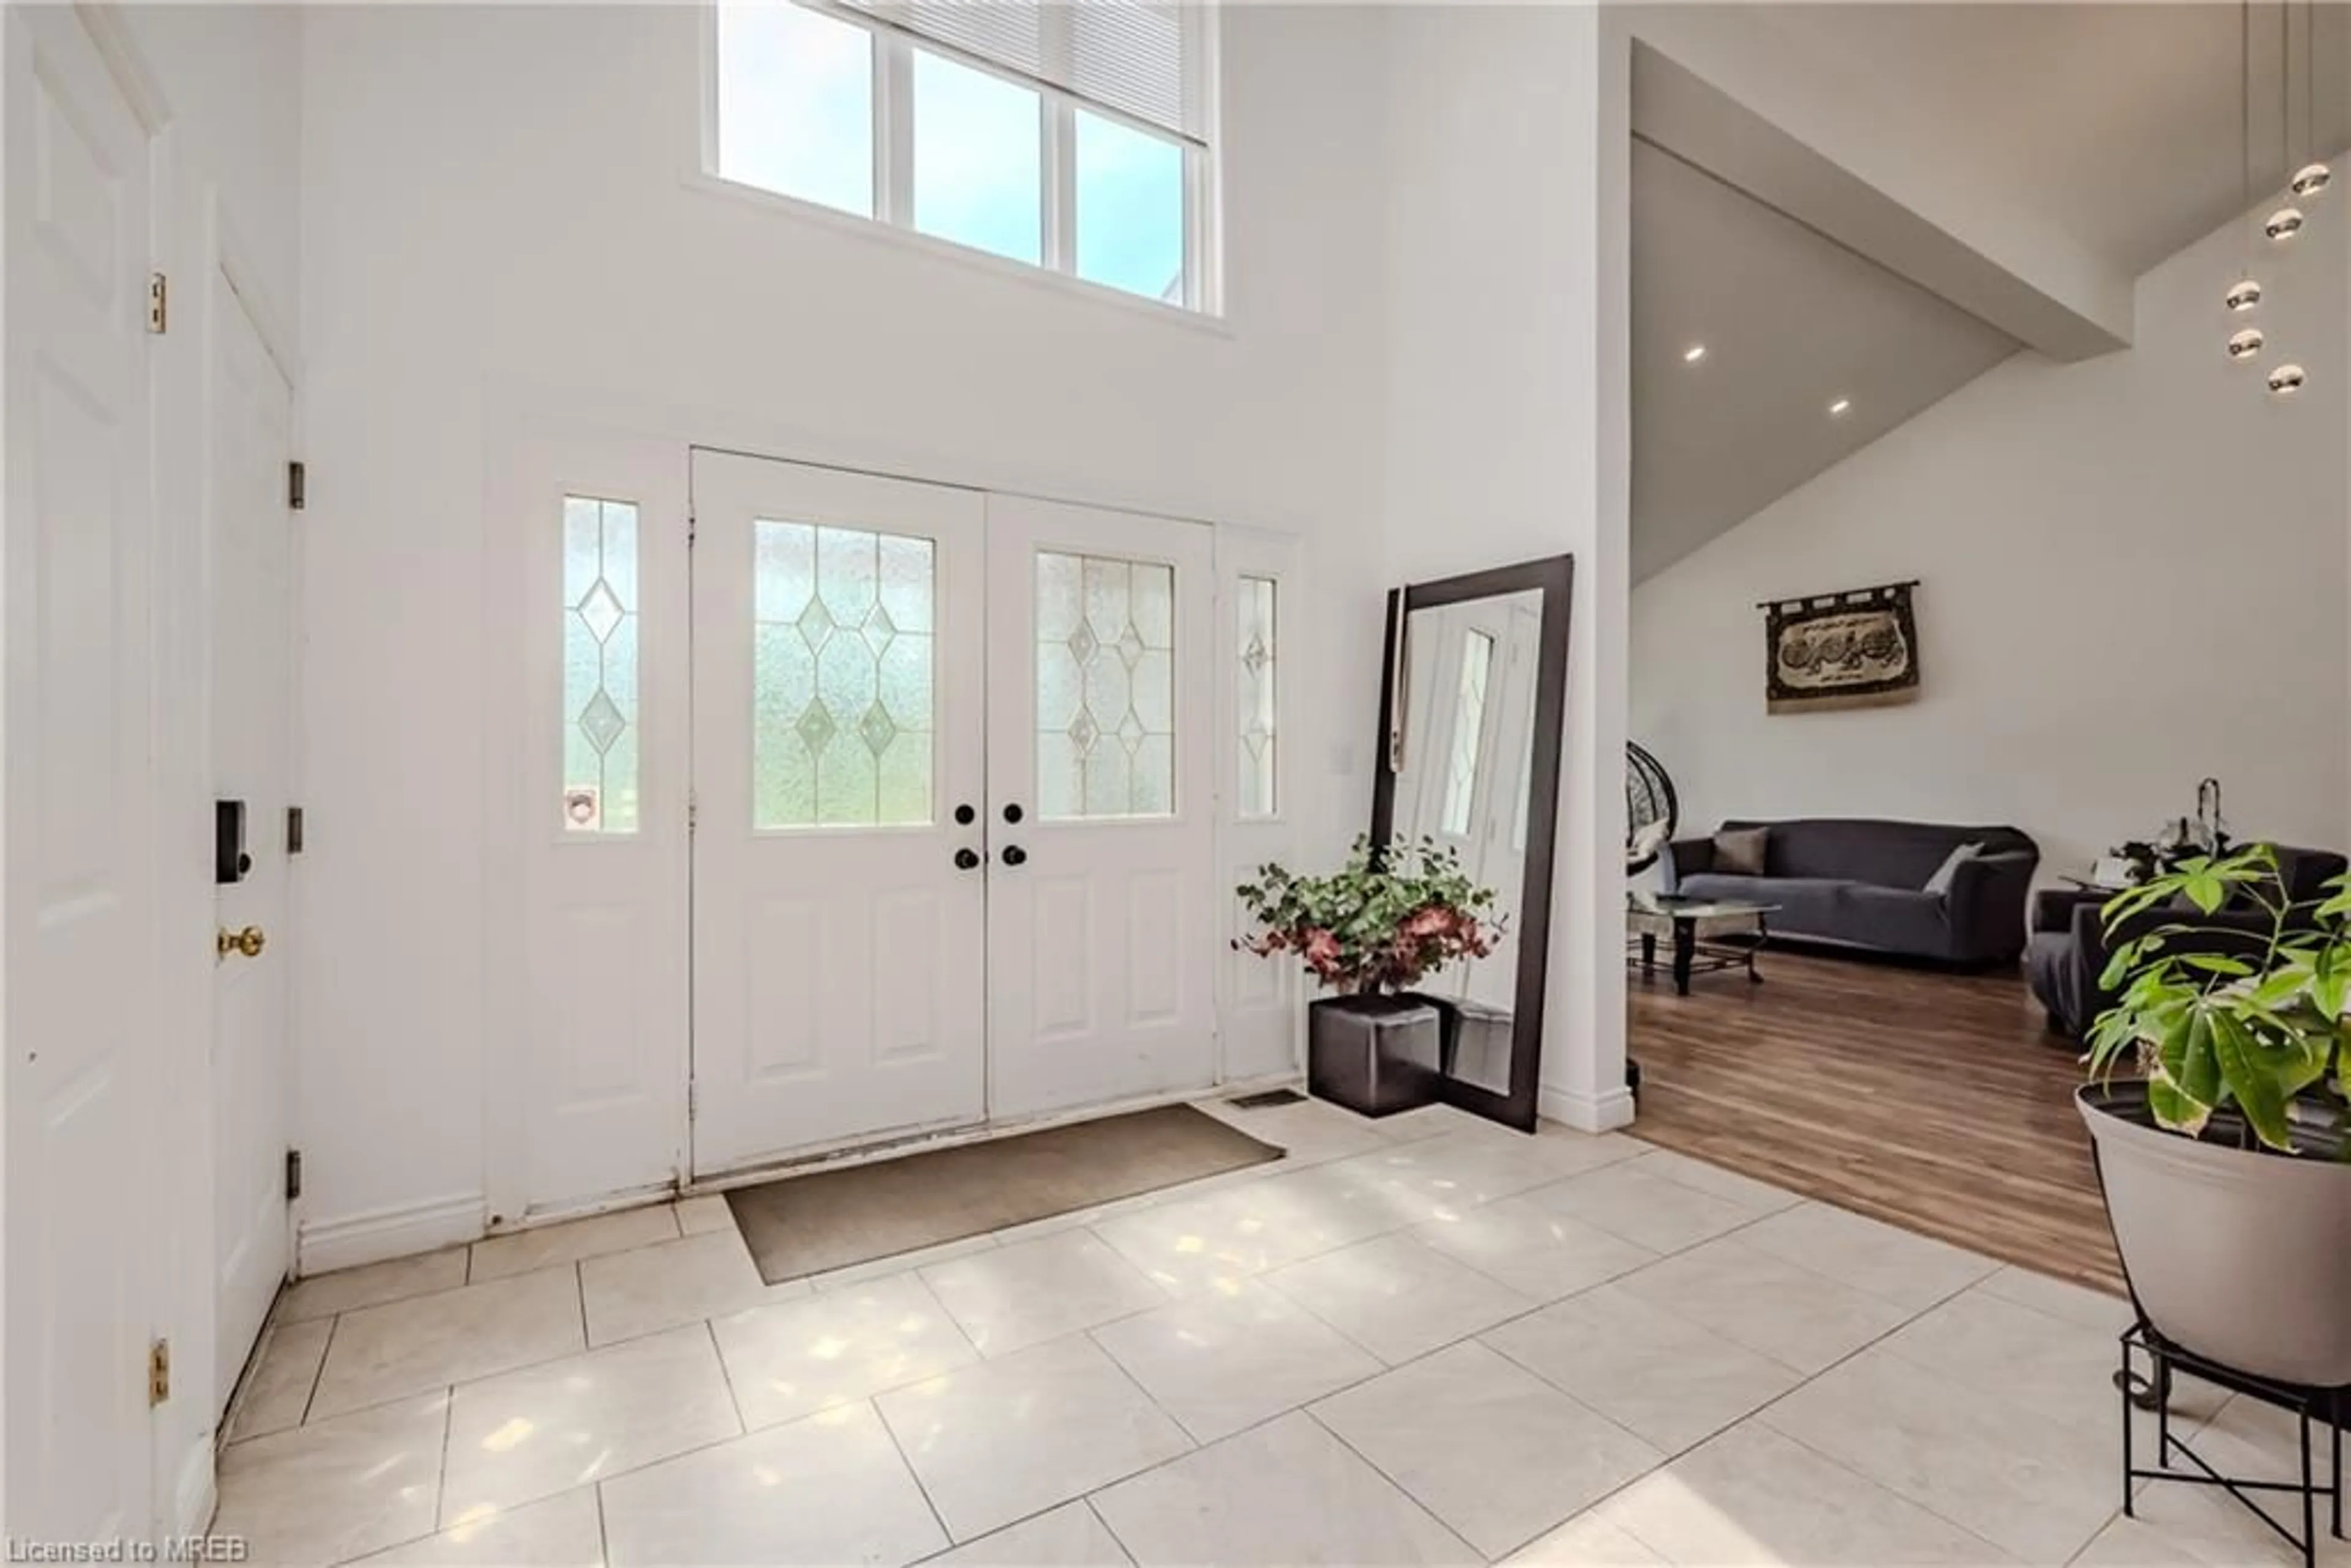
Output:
[{"left": 2119, "top": 1321, "right": 2347, "bottom": 1567}]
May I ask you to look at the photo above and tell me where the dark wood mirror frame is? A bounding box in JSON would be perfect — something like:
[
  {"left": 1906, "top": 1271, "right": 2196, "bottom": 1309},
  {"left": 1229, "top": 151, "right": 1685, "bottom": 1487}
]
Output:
[{"left": 1368, "top": 553, "right": 1575, "bottom": 1133}]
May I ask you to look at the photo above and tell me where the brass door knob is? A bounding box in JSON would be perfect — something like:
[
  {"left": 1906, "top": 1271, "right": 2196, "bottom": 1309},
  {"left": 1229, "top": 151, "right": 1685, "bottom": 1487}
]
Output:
[{"left": 217, "top": 925, "right": 266, "bottom": 959}]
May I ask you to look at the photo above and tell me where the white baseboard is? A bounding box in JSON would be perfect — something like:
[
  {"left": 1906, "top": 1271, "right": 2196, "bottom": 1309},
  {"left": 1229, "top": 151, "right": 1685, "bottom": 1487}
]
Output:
[
  {"left": 296, "top": 1192, "right": 485, "bottom": 1277},
  {"left": 1540, "top": 1082, "right": 1637, "bottom": 1134}
]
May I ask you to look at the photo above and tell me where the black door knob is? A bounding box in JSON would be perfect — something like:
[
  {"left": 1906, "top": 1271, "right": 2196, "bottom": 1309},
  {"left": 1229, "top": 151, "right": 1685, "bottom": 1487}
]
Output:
[
  {"left": 954, "top": 804, "right": 976, "bottom": 825},
  {"left": 1003, "top": 803, "right": 1024, "bottom": 825},
  {"left": 954, "top": 847, "right": 981, "bottom": 871},
  {"left": 1002, "top": 845, "right": 1028, "bottom": 867}
]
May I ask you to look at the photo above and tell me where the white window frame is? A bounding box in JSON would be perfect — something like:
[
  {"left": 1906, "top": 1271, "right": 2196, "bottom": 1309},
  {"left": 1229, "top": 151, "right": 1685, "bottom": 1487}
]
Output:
[{"left": 699, "top": 1, "right": 1222, "bottom": 317}]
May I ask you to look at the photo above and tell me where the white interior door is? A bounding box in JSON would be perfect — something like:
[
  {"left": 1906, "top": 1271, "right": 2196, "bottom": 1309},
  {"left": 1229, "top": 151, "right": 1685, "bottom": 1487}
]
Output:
[
  {"left": 985, "top": 496, "right": 1214, "bottom": 1119},
  {"left": 690, "top": 452, "right": 988, "bottom": 1173},
  {"left": 3, "top": 4, "right": 160, "bottom": 1537},
  {"left": 209, "top": 263, "right": 296, "bottom": 1401}
]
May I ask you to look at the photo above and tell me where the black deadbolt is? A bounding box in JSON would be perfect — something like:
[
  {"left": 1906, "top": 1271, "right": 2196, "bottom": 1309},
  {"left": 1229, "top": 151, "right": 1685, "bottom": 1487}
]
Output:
[
  {"left": 1003, "top": 803, "right": 1025, "bottom": 825},
  {"left": 954, "top": 803, "right": 976, "bottom": 825},
  {"left": 954, "top": 847, "right": 981, "bottom": 871},
  {"left": 1002, "top": 845, "right": 1028, "bottom": 867}
]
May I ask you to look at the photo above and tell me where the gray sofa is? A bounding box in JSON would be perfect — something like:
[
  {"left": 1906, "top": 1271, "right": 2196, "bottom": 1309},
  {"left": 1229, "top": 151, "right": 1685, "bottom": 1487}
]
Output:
[{"left": 1663, "top": 817, "right": 2040, "bottom": 966}]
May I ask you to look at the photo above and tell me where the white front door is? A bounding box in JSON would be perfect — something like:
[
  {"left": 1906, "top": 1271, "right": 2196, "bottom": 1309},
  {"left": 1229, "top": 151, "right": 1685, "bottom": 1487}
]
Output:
[
  {"left": 985, "top": 496, "right": 1215, "bottom": 1119},
  {"left": 3, "top": 3, "right": 161, "bottom": 1537},
  {"left": 689, "top": 452, "right": 989, "bottom": 1173},
  {"left": 209, "top": 262, "right": 297, "bottom": 1401}
]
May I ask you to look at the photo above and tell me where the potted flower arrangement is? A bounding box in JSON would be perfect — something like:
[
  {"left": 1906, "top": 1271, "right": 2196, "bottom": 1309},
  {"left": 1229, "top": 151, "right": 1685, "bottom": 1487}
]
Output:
[
  {"left": 1236, "top": 835, "right": 1502, "bottom": 1117},
  {"left": 2081, "top": 844, "right": 2351, "bottom": 1384}
]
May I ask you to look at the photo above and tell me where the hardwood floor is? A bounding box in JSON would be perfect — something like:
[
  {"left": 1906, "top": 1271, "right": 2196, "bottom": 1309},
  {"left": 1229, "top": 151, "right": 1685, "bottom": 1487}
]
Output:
[{"left": 1625, "top": 945, "right": 2123, "bottom": 1294}]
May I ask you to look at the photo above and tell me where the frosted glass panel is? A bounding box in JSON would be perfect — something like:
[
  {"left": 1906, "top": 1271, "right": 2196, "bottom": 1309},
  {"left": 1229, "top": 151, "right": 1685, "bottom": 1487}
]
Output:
[
  {"left": 754, "top": 520, "right": 935, "bottom": 828},
  {"left": 563, "top": 497, "right": 641, "bottom": 835},
  {"left": 1235, "top": 576, "right": 1277, "bottom": 818},
  {"left": 1439, "top": 629, "right": 1494, "bottom": 837},
  {"left": 1037, "top": 550, "right": 1176, "bottom": 819}
]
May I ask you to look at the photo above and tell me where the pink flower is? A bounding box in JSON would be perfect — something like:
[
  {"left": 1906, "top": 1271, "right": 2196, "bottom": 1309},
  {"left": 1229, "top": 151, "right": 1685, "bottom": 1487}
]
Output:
[
  {"left": 1303, "top": 928, "right": 1341, "bottom": 970},
  {"left": 1401, "top": 906, "right": 1453, "bottom": 940}
]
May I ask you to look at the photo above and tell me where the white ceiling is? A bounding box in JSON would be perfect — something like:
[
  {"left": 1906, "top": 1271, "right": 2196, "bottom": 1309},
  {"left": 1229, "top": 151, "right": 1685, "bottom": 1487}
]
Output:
[
  {"left": 1630, "top": 141, "right": 2020, "bottom": 582},
  {"left": 1631, "top": 3, "right": 2351, "bottom": 582}
]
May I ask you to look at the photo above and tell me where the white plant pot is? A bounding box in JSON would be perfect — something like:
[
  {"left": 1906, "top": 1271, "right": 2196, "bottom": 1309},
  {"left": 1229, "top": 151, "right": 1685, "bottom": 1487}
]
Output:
[{"left": 2080, "top": 1081, "right": 2351, "bottom": 1386}]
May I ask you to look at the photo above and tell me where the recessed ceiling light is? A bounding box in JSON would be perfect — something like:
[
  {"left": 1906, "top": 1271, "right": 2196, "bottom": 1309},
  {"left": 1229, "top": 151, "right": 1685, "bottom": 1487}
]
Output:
[
  {"left": 1682, "top": 343, "right": 1708, "bottom": 364},
  {"left": 1828, "top": 397, "right": 1853, "bottom": 416}
]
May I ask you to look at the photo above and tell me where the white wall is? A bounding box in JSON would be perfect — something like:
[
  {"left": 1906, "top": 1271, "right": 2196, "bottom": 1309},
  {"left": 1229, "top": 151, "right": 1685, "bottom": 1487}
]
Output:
[
  {"left": 1633, "top": 198, "right": 2349, "bottom": 882},
  {"left": 294, "top": 4, "right": 1395, "bottom": 1250},
  {"left": 1376, "top": 4, "right": 1632, "bottom": 1131}
]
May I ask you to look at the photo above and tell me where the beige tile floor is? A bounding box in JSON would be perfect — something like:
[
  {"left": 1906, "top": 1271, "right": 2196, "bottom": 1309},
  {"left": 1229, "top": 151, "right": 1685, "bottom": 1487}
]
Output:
[{"left": 215, "top": 1097, "right": 2334, "bottom": 1567}]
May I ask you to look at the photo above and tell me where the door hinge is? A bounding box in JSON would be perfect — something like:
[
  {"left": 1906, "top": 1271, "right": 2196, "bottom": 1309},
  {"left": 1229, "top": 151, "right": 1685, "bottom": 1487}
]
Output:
[
  {"left": 285, "top": 1148, "right": 303, "bottom": 1201},
  {"left": 288, "top": 460, "right": 307, "bottom": 511},
  {"left": 687, "top": 1081, "right": 698, "bottom": 1120},
  {"left": 146, "top": 272, "right": 168, "bottom": 334},
  {"left": 687, "top": 509, "right": 697, "bottom": 546},
  {"left": 688, "top": 792, "right": 698, "bottom": 834},
  {"left": 287, "top": 805, "right": 306, "bottom": 856},
  {"left": 148, "top": 1338, "right": 171, "bottom": 1406}
]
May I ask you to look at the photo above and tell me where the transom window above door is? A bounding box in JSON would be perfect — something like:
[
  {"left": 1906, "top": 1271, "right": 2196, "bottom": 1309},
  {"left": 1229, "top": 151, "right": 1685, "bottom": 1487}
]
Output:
[{"left": 709, "top": 0, "right": 1218, "bottom": 312}]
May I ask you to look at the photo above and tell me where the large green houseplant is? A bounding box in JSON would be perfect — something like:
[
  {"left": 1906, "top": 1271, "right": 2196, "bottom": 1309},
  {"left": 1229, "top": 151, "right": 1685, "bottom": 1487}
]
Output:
[
  {"left": 2079, "top": 843, "right": 2351, "bottom": 1383},
  {"left": 1235, "top": 835, "right": 1502, "bottom": 1116}
]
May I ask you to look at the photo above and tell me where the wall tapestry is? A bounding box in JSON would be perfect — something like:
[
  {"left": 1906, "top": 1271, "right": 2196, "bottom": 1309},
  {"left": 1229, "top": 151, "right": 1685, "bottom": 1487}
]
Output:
[{"left": 1760, "top": 580, "right": 1920, "bottom": 714}]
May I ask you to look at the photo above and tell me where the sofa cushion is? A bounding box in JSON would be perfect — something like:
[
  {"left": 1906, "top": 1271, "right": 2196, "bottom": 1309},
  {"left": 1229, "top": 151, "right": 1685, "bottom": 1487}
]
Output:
[
  {"left": 1678, "top": 874, "right": 1851, "bottom": 934},
  {"left": 1922, "top": 841, "right": 1985, "bottom": 896},
  {"left": 1712, "top": 827, "right": 1769, "bottom": 876},
  {"left": 1842, "top": 884, "right": 1955, "bottom": 956}
]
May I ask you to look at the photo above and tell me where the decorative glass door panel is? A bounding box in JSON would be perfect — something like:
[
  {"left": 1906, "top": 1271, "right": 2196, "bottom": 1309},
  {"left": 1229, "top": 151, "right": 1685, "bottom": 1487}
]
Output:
[
  {"left": 689, "top": 452, "right": 987, "bottom": 1176},
  {"left": 987, "top": 497, "right": 1215, "bottom": 1120}
]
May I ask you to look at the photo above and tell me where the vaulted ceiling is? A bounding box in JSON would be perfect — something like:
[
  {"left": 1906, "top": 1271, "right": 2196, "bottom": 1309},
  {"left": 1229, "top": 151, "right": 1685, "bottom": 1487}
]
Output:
[{"left": 1631, "top": 2, "right": 2351, "bottom": 583}]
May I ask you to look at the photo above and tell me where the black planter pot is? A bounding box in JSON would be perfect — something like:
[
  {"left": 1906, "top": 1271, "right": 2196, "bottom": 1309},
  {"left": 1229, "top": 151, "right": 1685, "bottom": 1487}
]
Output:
[{"left": 1308, "top": 993, "right": 1442, "bottom": 1117}]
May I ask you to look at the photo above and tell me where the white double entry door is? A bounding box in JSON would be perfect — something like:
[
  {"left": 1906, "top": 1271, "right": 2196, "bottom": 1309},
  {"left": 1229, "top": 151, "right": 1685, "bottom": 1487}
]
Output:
[{"left": 688, "top": 451, "right": 1215, "bottom": 1174}]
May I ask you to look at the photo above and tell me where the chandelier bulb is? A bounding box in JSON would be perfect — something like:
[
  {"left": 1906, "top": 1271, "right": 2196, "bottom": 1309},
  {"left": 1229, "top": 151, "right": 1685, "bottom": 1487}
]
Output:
[
  {"left": 2265, "top": 206, "right": 2306, "bottom": 242},
  {"left": 2291, "top": 162, "right": 2332, "bottom": 199},
  {"left": 2268, "top": 363, "right": 2307, "bottom": 396},
  {"left": 2225, "top": 278, "right": 2263, "bottom": 312}
]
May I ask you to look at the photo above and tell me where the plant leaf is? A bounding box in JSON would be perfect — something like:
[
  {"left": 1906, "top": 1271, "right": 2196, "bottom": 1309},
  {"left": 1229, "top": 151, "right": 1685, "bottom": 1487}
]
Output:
[{"left": 2209, "top": 1011, "right": 2293, "bottom": 1150}]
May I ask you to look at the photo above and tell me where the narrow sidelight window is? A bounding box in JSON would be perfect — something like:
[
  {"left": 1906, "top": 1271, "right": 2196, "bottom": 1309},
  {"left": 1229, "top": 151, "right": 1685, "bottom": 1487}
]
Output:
[
  {"left": 563, "top": 496, "right": 642, "bottom": 834},
  {"left": 1236, "top": 576, "right": 1277, "bottom": 818}
]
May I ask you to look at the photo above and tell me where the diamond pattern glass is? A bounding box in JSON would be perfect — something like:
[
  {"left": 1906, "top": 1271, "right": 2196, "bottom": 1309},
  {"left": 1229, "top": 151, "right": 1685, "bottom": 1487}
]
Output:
[
  {"left": 562, "top": 496, "right": 641, "bottom": 834},
  {"left": 1236, "top": 576, "right": 1277, "bottom": 819},
  {"left": 754, "top": 519, "right": 935, "bottom": 828},
  {"left": 1440, "top": 629, "right": 1495, "bottom": 838},
  {"left": 1037, "top": 551, "right": 1176, "bottom": 819}
]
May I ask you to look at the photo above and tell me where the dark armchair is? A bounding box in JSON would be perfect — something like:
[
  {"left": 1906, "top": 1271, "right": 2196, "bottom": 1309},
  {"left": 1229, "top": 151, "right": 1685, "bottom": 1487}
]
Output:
[{"left": 2025, "top": 844, "right": 2350, "bottom": 1039}]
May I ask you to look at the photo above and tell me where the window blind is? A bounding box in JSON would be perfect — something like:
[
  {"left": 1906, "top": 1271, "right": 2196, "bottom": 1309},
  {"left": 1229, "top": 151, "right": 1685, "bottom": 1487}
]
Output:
[{"left": 819, "top": 0, "right": 1205, "bottom": 143}]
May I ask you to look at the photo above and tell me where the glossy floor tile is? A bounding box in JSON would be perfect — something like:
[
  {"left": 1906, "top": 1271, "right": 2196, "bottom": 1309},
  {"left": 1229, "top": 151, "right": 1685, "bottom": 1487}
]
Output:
[
  {"left": 1090, "top": 1410, "right": 1478, "bottom": 1566},
  {"left": 1311, "top": 1341, "right": 1663, "bottom": 1559},
  {"left": 309, "top": 1265, "right": 587, "bottom": 1420},
  {"left": 920, "top": 1229, "right": 1171, "bottom": 1356},
  {"left": 877, "top": 1335, "right": 1191, "bottom": 1542},
  {"left": 1757, "top": 1343, "right": 2116, "bottom": 1562},
  {"left": 1482, "top": 1282, "right": 1803, "bottom": 1454},
  {"left": 1731, "top": 1201, "right": 1999, "bottom": 1312},
  {"left": 226, "top": 1315, "right": 334, "bottom": 1442},
  {"left": 1265, "top": 1232, "right": 1534, "bottom": 1366},
  {"left": 440, "top": 1322, "right": 741, "bottom": 1521},
  {"left": 213, "top": 1390, "right": 451, "bottom": 1566},
  {"left": 600, "top": 1402, "right": 945, "bottom": 1568},
  {"left": 216, "top": 1096, "right": 2184, "bottom": 1568},
  {"left": 710, "top": 1270, "right": 978, "bottom": 1430},
  {"left": 350, "top": 1488, "right": 606, "bottom": 1567},
  {"left": 580, "top": 1227, "right": 804, "bottom": 1348},
  {"left": 1609, "top": 1236, "right": 1914, "bottom": 1375},
  {"left": 471, "top": 1206, "right": 682, "bottom": 1283},
  {"left": 1090, "top": 1277, "right": 1383, "bottom": 1442},
  {"left": 1410, "top": 1194, "right": 1659, "bottom": 1303},
  {"left": 1592, "top": 1420, "right": 2011, "bottom": 1566}
]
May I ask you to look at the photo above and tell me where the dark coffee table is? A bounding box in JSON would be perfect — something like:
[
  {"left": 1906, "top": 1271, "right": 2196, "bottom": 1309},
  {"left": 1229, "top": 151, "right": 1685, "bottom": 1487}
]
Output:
[{"left": 1626, "top": 892, "right": 1777, "bottom": 996}]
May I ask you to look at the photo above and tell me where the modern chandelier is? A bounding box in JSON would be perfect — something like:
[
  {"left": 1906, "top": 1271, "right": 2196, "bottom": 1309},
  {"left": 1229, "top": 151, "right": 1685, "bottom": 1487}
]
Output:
[{"left": 2225, "top": 0, "right": 2329, "bottom": 394}]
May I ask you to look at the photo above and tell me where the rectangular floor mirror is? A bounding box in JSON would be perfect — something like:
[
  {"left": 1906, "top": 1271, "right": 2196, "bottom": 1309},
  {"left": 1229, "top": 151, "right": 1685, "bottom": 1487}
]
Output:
[{"left": 1368, "top": 554, "right": 1575, "bottom": 1132}]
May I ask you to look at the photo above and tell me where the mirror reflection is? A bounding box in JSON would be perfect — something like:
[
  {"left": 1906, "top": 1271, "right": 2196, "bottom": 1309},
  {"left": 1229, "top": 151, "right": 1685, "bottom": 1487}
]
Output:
[{"left": 1389, "top": 588, "right": 1545, "bottom": 1094}]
